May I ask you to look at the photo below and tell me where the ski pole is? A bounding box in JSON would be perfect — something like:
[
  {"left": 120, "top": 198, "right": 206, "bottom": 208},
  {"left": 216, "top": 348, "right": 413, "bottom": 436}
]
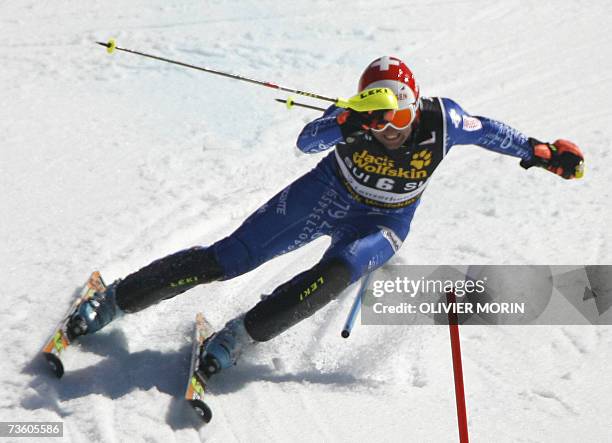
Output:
[
  {"left": 95, "top": 39, "right": 398, "bottom": 111},
  {"left": 341, "top": 273, "right": 372, "bottom": 338},
  {"left": 447, "top": 290, "right": 469, "bottom": 443},
  {"left": 96, "top": 39, "right": 336, "bottom": 102},
  {"left": 275, "top": 98, "right": 325, "bottom": 112}
]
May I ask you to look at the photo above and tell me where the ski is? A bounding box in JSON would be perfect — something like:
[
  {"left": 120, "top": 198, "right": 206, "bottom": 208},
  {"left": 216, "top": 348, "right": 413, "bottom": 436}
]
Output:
[
  {"left": 41, "top": 271, "right": 106, "bottom": 378},
  {"left": 184, "top": 312, "right": 214, "bottom": 423}
]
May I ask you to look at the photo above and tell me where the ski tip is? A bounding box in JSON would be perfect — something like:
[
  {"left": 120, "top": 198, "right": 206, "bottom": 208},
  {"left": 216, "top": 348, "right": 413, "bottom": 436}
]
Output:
[
  {"left": 189, "top": 399, "right": 212, "bottom": 423},
  {"left": 43, "top": 353, "right": 64, "bottom": 378}
]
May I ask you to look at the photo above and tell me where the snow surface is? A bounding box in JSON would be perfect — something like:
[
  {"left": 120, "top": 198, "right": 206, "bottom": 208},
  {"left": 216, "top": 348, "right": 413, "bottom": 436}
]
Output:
[{"left": 2, "top": 0, "right": 612, "bottom": 441}]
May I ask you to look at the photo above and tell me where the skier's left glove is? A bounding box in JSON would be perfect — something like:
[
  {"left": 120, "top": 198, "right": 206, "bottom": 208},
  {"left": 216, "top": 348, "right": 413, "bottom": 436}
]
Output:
[
  {"left": 336, "top": 109, "right": 395, "bottom": 139},
  {"left": 520, "top": 138, "right": 585, "bottom": 179}
]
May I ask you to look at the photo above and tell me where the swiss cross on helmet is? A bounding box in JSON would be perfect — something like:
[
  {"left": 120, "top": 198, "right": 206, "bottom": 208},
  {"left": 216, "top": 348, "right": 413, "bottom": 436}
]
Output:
[{"left": 358, "top": 56, "right": 420, "bottom": 130}]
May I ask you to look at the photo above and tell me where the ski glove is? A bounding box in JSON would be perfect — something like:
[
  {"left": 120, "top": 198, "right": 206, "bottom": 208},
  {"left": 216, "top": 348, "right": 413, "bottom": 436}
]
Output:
[
  {"left": 336, "top": 109, "right": 394, "bottom": 139},
  {"left": 520, "top": 138, "right": 584, "bottom": 179}
]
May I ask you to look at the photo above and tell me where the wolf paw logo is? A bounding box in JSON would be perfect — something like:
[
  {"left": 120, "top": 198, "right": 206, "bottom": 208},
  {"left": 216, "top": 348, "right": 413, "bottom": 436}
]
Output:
[{"left": 411, "top": 150, "right": 432, "bottom": 169}]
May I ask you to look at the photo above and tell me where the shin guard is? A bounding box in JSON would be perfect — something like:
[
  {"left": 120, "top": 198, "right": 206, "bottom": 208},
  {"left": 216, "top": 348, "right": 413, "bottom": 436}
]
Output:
[
  {"left": 115, "top": 247, "right": 223, "bottom": 313},
  {"left": 244, "top": 257, "right": 352, "bottom": 342}
]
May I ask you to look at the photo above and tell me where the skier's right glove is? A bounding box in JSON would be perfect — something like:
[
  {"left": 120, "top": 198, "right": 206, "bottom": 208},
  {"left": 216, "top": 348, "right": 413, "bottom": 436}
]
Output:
[
  {"left": 520, "top": 138, "right": 585, "bottom": 179},
  {"left": 336, "top": 108, "right": 395, "bottom": 139}
]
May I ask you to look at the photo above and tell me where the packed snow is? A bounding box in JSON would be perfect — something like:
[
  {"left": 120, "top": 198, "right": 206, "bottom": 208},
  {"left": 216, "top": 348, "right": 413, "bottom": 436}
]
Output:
[{"left": 1, "top": 0, "right": 611, "bottom": 441}]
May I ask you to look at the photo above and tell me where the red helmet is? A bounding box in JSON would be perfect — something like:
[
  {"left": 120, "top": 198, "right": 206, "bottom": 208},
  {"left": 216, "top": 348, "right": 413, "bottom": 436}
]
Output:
[{"left": 358, "top": 56, "right": 420, "bottom": 130}]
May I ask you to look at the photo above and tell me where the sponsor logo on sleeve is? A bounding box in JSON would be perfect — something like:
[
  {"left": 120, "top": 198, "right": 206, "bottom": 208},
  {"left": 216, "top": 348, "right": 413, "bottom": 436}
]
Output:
[
  {"left": 378, "top": 226, "right": 403, "bottom": 252},
  {"left": 462, "top": 116, "right": 483, "bottom": 131}
]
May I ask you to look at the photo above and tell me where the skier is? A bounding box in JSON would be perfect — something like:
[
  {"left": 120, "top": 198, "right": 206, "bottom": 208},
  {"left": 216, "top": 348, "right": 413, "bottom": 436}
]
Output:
[{"left": 68, "top": 55, "right": 584, "bottom": 377}]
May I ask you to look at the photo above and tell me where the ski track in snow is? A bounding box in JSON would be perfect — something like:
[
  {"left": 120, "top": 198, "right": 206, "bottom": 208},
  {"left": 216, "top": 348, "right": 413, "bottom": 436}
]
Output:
[{"left": 1, "top": 0, "right": 612, "bottom": 441}]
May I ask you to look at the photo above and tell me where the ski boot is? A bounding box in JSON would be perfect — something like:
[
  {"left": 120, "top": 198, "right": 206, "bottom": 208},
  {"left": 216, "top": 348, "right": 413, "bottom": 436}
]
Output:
[
  {"left": 198, "top": 316, "right": 253, "bottom": 379},
  {"left": 68, "top": 281, "right": 123, "bottom": 337}
]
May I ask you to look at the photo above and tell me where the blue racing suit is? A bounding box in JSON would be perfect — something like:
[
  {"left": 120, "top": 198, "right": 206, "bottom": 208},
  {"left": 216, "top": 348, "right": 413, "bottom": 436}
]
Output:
[
  {"left": 211, "top": 97, "right": 533, "bottom": 284},
  {"left": 114, "top": 96, "right": 536, "bottom": 341}
]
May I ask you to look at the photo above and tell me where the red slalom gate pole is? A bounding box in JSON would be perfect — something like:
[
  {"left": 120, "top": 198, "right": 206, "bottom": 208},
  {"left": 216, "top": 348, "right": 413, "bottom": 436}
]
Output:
[{"left": 447, "top": 290, "right": 469, "bottom": 443}]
